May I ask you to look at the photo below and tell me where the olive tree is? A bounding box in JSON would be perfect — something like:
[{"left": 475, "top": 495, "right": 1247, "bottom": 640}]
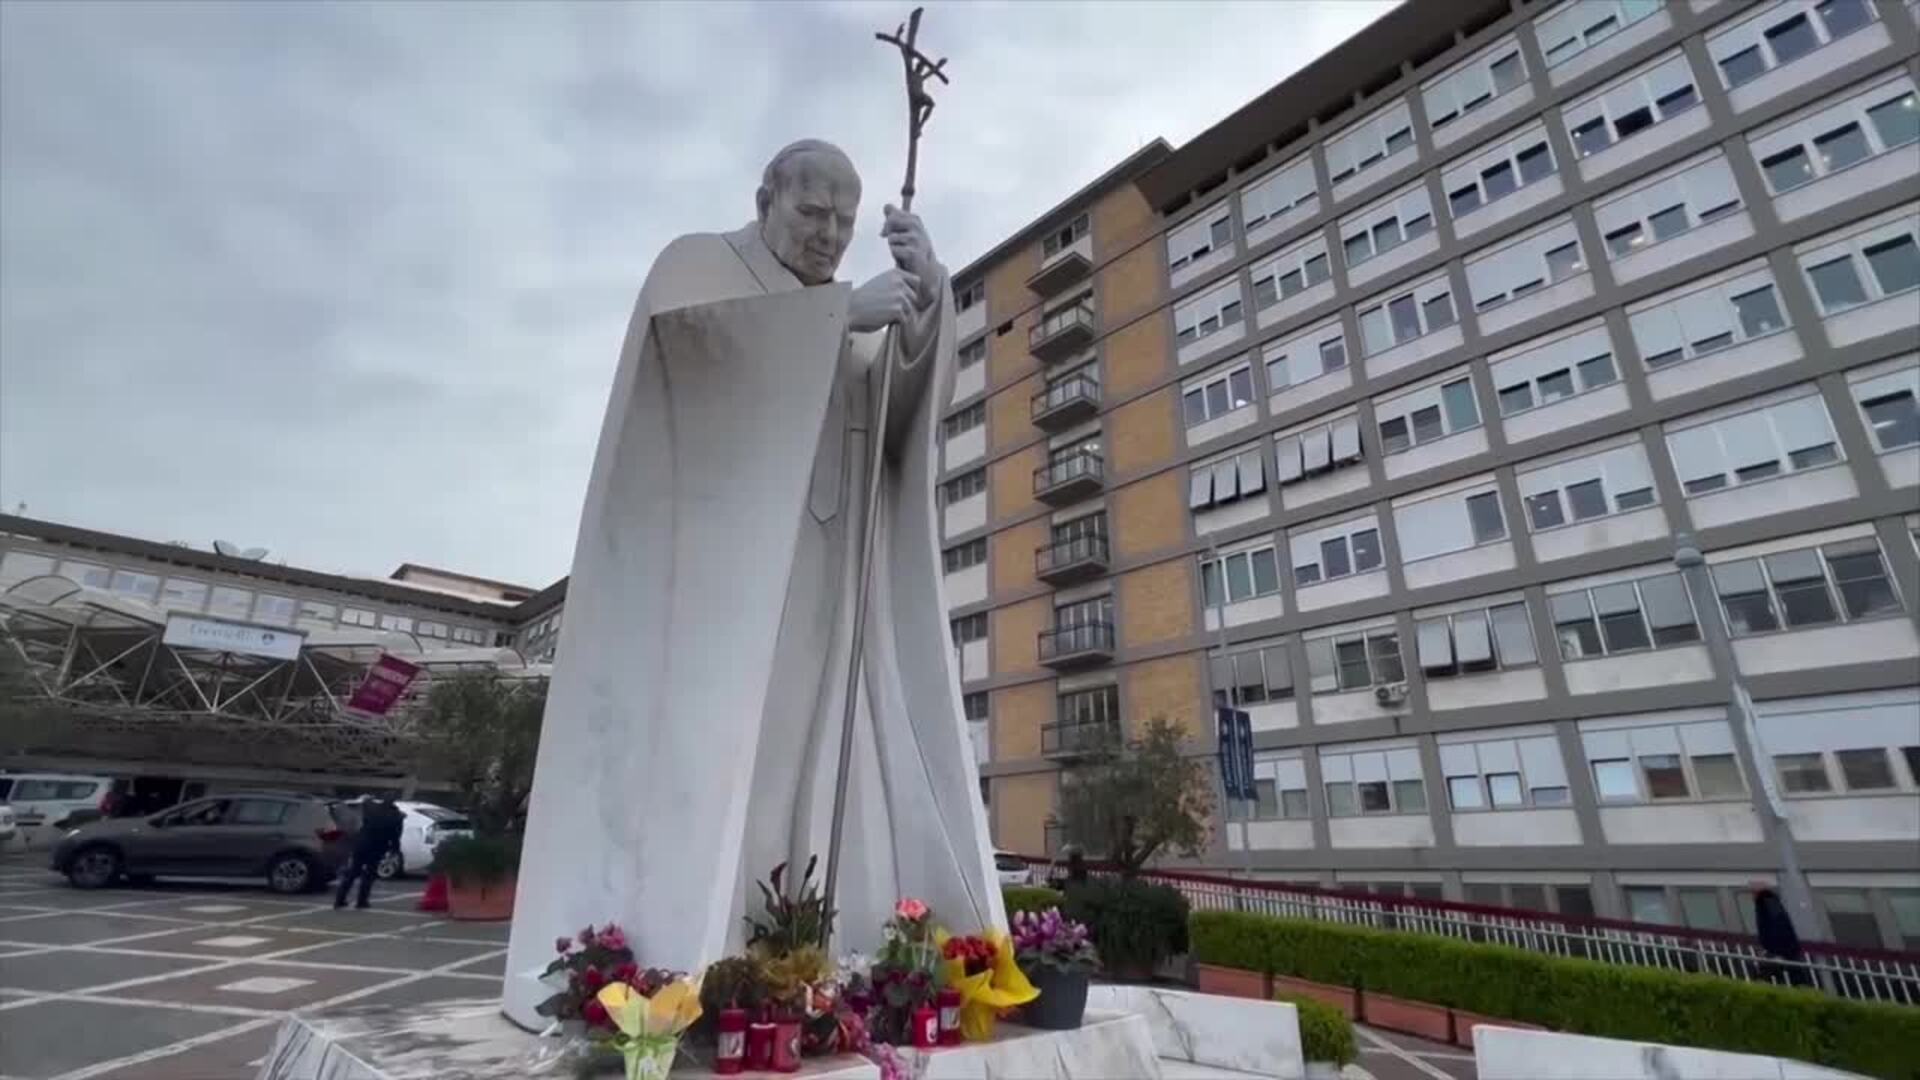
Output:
[
  {"left": 412, "top": 673, "right": 546, "bottom": 836},
  {"left": 1055, "top": 716, "right": 1214, "bottom": 878}
]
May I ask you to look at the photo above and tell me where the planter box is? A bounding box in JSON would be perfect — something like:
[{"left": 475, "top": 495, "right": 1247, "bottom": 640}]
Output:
[
  {"left": 1273, "top": 974, "right": 1357, "bottom": 1020},
  {"left": 447, "top": 875, "right": 516, "bottom": 921},
  {"left": 1196, "top": 963, "right": 1269, "bottom": 1000},
  {"left": 1363, "top": 990, "right": 1451, "bottom": 1042},
  {"left": 1451, "top": 1012, "right": 1544, "bottom": 1051}
]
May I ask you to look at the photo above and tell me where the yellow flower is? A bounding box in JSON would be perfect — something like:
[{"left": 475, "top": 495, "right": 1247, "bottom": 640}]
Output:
[
  {"left": 595, "top": 977, "right": 704, "bottom": 1039},
  {"left": 596, "top": 981, "right": 645, "bottom": 1039},
  {"left": 936, "top": 928, "right": 1039, "bottom": 1041}
]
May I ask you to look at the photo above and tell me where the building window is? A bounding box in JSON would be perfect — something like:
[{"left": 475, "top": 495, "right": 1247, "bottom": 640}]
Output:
[
  {"left": 1518, "top": 441, "right": 1657, "bottom": 531},
  {"left": 1466, "top": 218, "right": 1586, "bottom": 312},
  {"left": 1273, "top": 414, "right": 1363, "bottom": 486},
  {"left": 943, "top": 468, "right": 986, "bottom": 503},
  {"left": 339, "top": 607, "right": 377, "bottom": 628},
  {"left": 1054, "top": 594, "right": 1111, "bottom": 630},
  {"left": 1168, "top": 203, "right": 1234, "bottom": 273},
  {"left": 1708, "top": 0, "right": 1878, "bottom": 90},
  {"left": 1535, "top": 0, "right": 1665, "bottom": 69},
  {"left": 963, "top": 691, "right": 989, "bottom": 722},
  {"left": 1251, "top": 235, "right": 1333, "bottom": 308},
  {"left": 1664, "top": 390, "right": 1841, "bottom": 495},
  {"left": 1200, "top": 543, "right": 1282, "bottom": 609},
  {"left": 1580, "top": 718, "right": 1746, "bottom": 804},
  {"left": 1751, "top": 78, "right": 1918, "bottom": 195},
  {"left": 107, "top": 569, "right": 161, "bottom": 603},
  {"left": 943, "top": 400, "right": 984, "bottom": 439},
  {"left": 1291, "top": 519, "right": 1384, "bottom": 586},
  {"left": 1357, "top": 278, "right": 1457, "bottom": 355},
  {"left": 1182, "top": 363, "right": 1257, "bottom": 429},
  {"left": 252, "top": 594, "right": 297, "bottom": 626},
  {"left": 955, "top": 281, "right": 984, "bottom": 313},
  {"left": 943, "top": 537, "right": 987, "bottom": 574},
  {"left": 378, "top": 613, "right": 413, "bottom": 633},
  {"left": 1210, "top": 642, "right": 1295, "bottom": 707},
  {"left": 1444, "top": 123, "right": 1556, "bottom": 219},
  {"left": 1819, "top": 889, "right": 1886, "bottom": 949},
  {"left": 1423, "top": 38, "right": 1528, "bottom": 131},
  {"left": 1562, "top": 50, "right": 1699, "bottom": 158},
  {"left": 1324, "top": 99, "right": 1415, "bottom": 187},
  {"left": 208, "top": 586, "right": 253, "bottom": 619},
  {"left": 1320, "top": 743, "right": 1425, "bottom": 816},
  {"left": 1797, "top": 211, "right": 1920, "bottom": 315},
  {"left": 1339, "top": 185, "right": 1436, "bottom": 269},
  {"left": 1043, "top": 213, "right": 1089, "bottom": 258},
  {"left": 158, "top": 578, "right": 209, "bottom": 611},
  {"left": 1307, "top": 629, "right": 1404, "bottom": 693},
  {"left": 1441, "top": 732, "right": 1570, "bottom": 810},
  {"left": 1849, "top": 364, "right": 1920, "bottom": 451},
  {"left": 1417, "top": 601, "right": 1538, "bottom": 678},
  {"left": 1493, "top": 321, "right": 1619, "bottom": 417},
  {"left": 950, "top": 612, "right": 987, "bottom": 645},
  {"left": 1174, "top": 279, "right": 1245, "bottom": 348},
  {"left": 1629, "top": 266, "right": 1790, "bottom": 370},
  {"left": 1711, "top": 537, "right": 1902, "bottom": 635},
  {"left": 1376, "top": 375, "right": 1480, "bottom": 454},
  {"left": 958, "top": 338, "right": 985, "bottom": 369},
  {"left": 1777, "top": 745, "right": 1911, "bottom": 794},
  {"left": 60, "top": 560, "right": 111, "bottom": 588},
  {"left": 417, "top": 621, "right": 447, "bottom": 638},
  {"left": 295, "top": 600, "right": 335, "bottom": 626},
  {"left": 1595, "top": 152, "right": 1743, "bottom": 257},
  {"left": 1549, "top": 572, "right": 1699, "bottom": 659},
  {"left": 1263, "top": 322, "right": 1347, "bottom": 393},
  {"left": 1240, "top": 154, "right": 1318, "bottom": 230},
  {"left": 1251, "top": 754, "right": 1311, "bottom": 819},
  {"left": 1188, "top": 446, "right": 1268, "bottom": 511},
  {"left": 1396, "top": 484, "right": 1507, "bottom": 562}
]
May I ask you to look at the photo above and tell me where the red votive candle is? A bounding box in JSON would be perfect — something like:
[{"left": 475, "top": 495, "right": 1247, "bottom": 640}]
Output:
[
  {"left": 745, "top": 1015, "right": 776, "bottom": 1071},
  {"left": 936, "top": 988, "right": 962, "bottom": 1046},
  {"left": 714, "top": 1007, "right": 746, "bottom": 1075},
  {"left": 912, "top": 1004, "right": 939, "bottom": 1049},
  {"left": 772, "top": 1015, "right": 802, "bottom": 1072}
]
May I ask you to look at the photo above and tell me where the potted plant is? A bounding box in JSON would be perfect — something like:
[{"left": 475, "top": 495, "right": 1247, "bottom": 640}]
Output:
[
  {"left": 431, "top": 832, "right": 520, "bottom": 919},
  {"left": 1278, "top": 993, "right": 1357, "bottom": 1080},
  {"left": 1010, "top": 907, "right": 1099, "bottom": 1030}
]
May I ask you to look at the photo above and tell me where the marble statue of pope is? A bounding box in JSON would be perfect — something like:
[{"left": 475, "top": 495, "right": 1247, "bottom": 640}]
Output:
[{"left": 502, "top": 139, "right": 1004, "bottom": 1028}]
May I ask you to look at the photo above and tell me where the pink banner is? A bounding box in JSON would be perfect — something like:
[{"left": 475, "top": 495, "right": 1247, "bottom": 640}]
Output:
[{"left": 347, "top": 653, "right": 421, "bottom": 716}]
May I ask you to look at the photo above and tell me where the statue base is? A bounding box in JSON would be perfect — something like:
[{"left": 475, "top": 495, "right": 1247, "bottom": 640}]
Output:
[{"left": 252, "top": 999, "right": 1169, "bottom": 1079}]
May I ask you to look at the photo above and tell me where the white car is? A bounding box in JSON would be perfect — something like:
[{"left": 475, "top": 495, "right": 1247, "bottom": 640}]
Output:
[
  {"left": 0, "top": 773, "right": 116, "bottom": 850},
  {"left": 0, "top": 804, "right": 16, "bottom": 849},
  {"left": 376, "top": 801, "right": 473, "bottom": 879},
  {"left": 995, "top": 851, "right": 1033, "bottom": 887}
]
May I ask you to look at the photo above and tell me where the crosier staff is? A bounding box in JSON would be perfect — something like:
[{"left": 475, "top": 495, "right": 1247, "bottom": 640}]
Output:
[{"left": 821, "top": 6, "right": 949, "bottom": 952}]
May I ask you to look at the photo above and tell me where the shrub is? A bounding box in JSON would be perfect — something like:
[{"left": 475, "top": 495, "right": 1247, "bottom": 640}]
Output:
[
  {"left": 430, "top": 832, "right": 521, "bottom": 886},
  {"left": 1190, "top": 910, "right": 1916, "bottom": 1079},
  {"left": 1002, "top": 885, "right": 1065, "bottom": 916},
  {"left": 1063, "top": 878, "right": 1188, "bottom": 976},
  {"left": 1277, "top": 992, "right": 1355, "bottom": 1066}
]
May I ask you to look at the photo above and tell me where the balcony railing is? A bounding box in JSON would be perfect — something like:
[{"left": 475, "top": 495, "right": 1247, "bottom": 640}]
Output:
[
  {"left": 1040, "top": 716, "right": 1119, "bottom": 759},
  {"left": 1037, "top": 621, "right": 1115, "bottom": 669},
  {"left": 1027, "top": 235, "right": 1093, "bottom": 296},
  {"left": 1030, "top": 374, "right": 1101, "bottom": 430},
  {"left": 1028, "top": 303, "right": 1096, "bottom": 362},
  {"left": 1032, "top": 449, "right": 1104, "bottom": 505},
  {"left": 1034, "top": 534, "right": 1109, "bottom": 585}
]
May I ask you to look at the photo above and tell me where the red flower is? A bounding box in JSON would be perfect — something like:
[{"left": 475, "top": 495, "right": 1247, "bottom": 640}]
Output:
[
  {"left": 577, "top": 925, "right": 596, "bottom": 946},
  {"left": 583, "top": 999, "right": 609, "bottom": 1027},
  {"left": 613, "top": 963, "right": 638, "bottom": 983},
  {"left": 582, "top": 965, "right": 606, "bottom": 991}
]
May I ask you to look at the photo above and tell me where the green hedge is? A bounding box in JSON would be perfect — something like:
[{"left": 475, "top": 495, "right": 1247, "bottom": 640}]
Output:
[
  {"left": 1063, "top": 878, "right": 1190, "bottom": 975},
  {"left": 1191, "top": 910, "right": 1920, "bottom": 1080},
  {"left": 1276, "top": 992, "right": 1355, "bottom": 1066},
  {"left": 1002, "top": 885, "right": 1065, "bottom": 916}
]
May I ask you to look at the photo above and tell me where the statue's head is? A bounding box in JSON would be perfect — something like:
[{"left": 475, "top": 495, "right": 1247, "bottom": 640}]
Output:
[{"left": 757, "top": 139, "right": 861, "bottom": 286}]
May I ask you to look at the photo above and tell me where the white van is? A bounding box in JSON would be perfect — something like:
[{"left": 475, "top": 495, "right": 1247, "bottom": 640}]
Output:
[{"left": 0, "top": 773, "right": 117, "bottom": 850}]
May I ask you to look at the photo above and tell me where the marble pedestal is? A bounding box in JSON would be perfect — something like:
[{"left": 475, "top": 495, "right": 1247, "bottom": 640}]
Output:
[{"left": 256, "top": 999, "right": 1163, "bottom": 1080}]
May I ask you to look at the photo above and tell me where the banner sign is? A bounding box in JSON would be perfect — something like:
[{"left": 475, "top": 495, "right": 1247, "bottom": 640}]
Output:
[
  {"left": 1215, "top": 706, "right": 1255, "bottom": 801},
  {"left": 162, "top": 613, "right": 304, "bottom": 662},
  {"left": 347, "top": 653, "right": 422, "bottom": 716}
]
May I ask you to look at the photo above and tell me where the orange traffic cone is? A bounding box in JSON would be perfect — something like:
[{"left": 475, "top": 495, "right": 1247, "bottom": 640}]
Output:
[{"left": 418, "top": 871, "right": 449, "bottom": 913}]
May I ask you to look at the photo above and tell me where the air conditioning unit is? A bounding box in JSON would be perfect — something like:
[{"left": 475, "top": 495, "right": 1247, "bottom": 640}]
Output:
[{"left": 1374, "top": 682, "right": 1409, "bottom": 706}]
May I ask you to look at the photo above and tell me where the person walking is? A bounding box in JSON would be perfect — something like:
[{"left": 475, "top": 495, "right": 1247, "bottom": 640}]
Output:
[
  {"left": 335, "top": 797, "right": 403, "bottom": 910},
  {"left": 1751, "top": 884, "right": 1811, "bottom": 987}
]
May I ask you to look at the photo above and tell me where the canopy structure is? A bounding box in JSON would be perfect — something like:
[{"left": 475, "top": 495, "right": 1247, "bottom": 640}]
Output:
[{"left": 0, "top": 575, "right": 548, "bottom": 777}]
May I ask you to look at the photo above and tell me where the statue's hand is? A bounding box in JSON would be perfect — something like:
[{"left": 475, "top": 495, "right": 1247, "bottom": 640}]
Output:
[
  {"left": 881, "top": 205, "right": 939, "bottom": 306},
  {"left": 849, "top": 268, "right": 922, "bottom": 333}
]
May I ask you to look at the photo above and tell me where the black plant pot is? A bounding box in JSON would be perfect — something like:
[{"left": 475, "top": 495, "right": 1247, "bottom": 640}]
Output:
[{"left": 1023, "top": 968, "right": 1090, "bottom": 1030}]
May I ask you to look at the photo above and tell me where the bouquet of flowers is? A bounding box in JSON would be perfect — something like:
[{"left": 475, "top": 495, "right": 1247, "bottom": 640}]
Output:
[
  {"left": 934, "top": 928, "right": 1037, "bottom": 1041},
  {"left": 536, "top": 923, "right": 667, "bottom": 1033},
  {"left": 864, "top": 898, "right": 940, "bottom": 1046},
  {"left": 1010, "top": 907, "right": 1100, "bottom": 975},
  {"left": 592, "top": 973, "right": 703, "bottom": 1080}
]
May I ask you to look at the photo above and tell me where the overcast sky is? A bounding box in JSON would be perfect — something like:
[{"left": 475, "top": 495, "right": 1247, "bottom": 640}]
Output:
[{"left": 1, "top": 0, "right": 1393, "bottom": 588}]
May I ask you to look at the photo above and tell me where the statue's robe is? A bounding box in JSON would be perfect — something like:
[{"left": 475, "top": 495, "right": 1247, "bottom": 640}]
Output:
[{"left": 503, "top": 223, "right": 1003, "bottom": 1028}]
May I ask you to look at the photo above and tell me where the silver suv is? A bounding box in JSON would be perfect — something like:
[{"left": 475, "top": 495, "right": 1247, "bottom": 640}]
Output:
[{"left": 51, "top": 791, "right": 357, "bottom": 894}]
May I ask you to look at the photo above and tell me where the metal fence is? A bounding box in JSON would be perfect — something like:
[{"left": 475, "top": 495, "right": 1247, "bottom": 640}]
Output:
[{"left": 1031, "top": 859, "right": 1920, "bottom": 1006}]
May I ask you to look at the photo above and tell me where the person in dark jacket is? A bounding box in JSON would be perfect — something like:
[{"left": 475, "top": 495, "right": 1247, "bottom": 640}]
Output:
[
  {"left": 335, "top": 797, "right": 403, "bottom": 910},
  {"left": 1751, "top": 884, "right": 1811, "bottom": 987}
]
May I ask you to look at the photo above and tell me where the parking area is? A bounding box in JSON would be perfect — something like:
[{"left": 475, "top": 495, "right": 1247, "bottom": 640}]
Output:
[{"left": 0, "top": 853, "right": 505, "bottom": 1080}]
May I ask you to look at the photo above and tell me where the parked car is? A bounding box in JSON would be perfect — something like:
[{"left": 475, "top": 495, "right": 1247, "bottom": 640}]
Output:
[
  {"left": 375, "top": 801, "right": 474, "bottom": 879},
  {"left": 0, "top": 803, "right": 16, "bottom": 849},
  {"left": 0, "top": 772, "right": 118, "bottom": 849},
  {"left": 50, "top": 791, "right": 356, "bottom": 894},
  {"left": 995, "top": 850, "right": 1034, "bottom": 887}
]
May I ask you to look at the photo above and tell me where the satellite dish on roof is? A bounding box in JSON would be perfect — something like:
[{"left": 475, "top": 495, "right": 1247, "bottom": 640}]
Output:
[
  {"left": 212, "top": 540, "right": 270, "bottom": 560},
  {"left": 241, "top": 547, "right": 268, "bottom": 560}
]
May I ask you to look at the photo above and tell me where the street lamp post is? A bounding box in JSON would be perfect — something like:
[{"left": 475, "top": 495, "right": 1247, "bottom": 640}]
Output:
[{"left": 1672, "top": 532, "right": 1823, "bottom": 946}]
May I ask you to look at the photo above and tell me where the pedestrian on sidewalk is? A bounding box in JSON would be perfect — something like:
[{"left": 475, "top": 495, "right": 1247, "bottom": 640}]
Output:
[{"left": 335, "top": 796, "right": 403, "bottom": 910}]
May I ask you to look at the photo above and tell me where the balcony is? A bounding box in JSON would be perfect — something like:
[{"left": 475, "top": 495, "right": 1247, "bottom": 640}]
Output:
[
  {"left": 1027, "top": 233, "right": 1094, "bottom": 296},
  {"left": 1033, "top": 449, "right": 1104, "bottom": 506},
  {"left": 1028, "top": 303, "right": 1096, "bottom": 363},
  {"left": 1035, "top": 534, "right": 1110, "bottom": 586},
  {"left": 1030, "top": 374, "right": 1101, "bottom": 431},
  {"left": 1038, "top": 621, "right": 1115, "bottom": 670},
  {"left": 1041, "top": 717, "right": 1119, "bottom": 760}
]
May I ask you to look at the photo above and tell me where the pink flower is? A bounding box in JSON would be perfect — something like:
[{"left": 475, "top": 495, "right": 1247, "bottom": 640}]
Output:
[
  {"left": 555, "top": 936, "right": 572, "bottom": 954},
  {"left": 598, "top": 925, "right": 628, "bottom": 952},
  {"left": 895, "top": 897, "right": 929, "bottom": 921},
  {"left": 577, "top": 925, "right": 596, "bottom": 946}
]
